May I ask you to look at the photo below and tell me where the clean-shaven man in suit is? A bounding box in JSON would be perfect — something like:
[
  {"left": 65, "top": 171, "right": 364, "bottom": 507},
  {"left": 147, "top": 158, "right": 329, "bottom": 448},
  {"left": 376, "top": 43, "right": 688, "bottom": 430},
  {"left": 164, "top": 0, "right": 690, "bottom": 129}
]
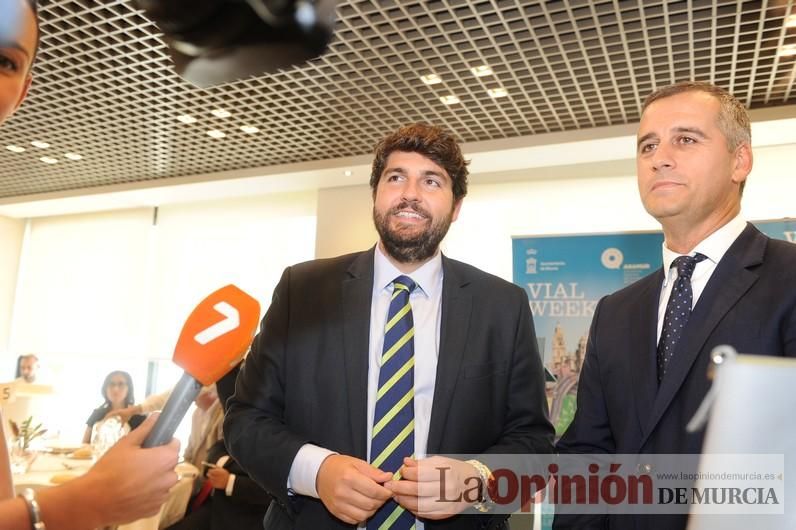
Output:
[
  {"left": 225, "top": 123, "right": 555, "bottom": 529},
  {"left": 555, "top": 82, "right": 796, "bottom": 530}
]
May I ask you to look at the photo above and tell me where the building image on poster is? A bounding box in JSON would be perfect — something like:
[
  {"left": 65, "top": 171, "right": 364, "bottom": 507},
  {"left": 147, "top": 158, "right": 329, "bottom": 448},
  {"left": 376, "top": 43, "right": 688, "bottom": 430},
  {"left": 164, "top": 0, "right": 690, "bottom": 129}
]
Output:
[{"left": 513, "top": 231, "right": 664, "bottom": 438}]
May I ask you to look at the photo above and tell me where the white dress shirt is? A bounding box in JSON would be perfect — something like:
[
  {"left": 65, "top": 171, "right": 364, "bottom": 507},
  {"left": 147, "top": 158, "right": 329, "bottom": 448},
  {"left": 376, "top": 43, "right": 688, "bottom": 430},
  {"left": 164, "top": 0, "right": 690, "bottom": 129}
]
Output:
[
  {"left": 656, "top": 214, "right": 747, "bottom": 342},
  {"left": 288, "top": 244, "right": 443, "bottom": 530}
]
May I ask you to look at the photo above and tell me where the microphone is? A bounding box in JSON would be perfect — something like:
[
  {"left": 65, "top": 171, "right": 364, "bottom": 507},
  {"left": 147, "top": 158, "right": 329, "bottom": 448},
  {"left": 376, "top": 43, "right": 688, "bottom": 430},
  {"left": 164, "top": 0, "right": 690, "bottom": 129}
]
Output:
[{"left": 142, "top": 284, "right": 260, "bottom": 448}]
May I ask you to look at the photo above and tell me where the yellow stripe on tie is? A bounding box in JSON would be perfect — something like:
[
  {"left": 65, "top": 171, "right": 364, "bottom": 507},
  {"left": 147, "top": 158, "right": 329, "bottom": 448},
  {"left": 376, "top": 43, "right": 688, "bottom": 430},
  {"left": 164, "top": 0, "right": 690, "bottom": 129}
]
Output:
[
  {"left": 372, "top": 388, "right": 414, "bottom": 437},
  {"left": 391, "top": 283, "right": 410, "bottom": 300},
  {"left": 379, "top": 504, "right": 407, "bottom": 530},
  {"left": 381, "top": 328, "right": 414, "bottom": 365},
  {"left": 376, "top": 357, "right": 414, "bottom": 400},
  {"left": 372, "top": 420, "right": 414, "bottom": 468},
  {"left": 385, "top": 302, "right": 411, "bottom": 332}
]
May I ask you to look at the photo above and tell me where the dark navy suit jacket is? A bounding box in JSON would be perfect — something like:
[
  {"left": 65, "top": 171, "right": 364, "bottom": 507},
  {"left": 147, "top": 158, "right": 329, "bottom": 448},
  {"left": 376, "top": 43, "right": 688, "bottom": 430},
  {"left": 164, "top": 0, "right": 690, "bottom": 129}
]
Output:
[
  {"left": 555, "top": 224, "right": 796, "bottom": 529},
  {"left": 225, "top": 247, "right": 555, "bottom": 529}
]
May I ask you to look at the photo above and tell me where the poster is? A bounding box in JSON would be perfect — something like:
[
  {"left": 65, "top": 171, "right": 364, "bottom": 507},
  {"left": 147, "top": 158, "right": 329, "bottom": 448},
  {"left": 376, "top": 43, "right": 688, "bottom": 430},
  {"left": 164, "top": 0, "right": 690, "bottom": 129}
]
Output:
[
  {"left": 512, "top": 231, "right": 664, "bottom": 437},
  {"left": 754, "top": 218, "right": 796, "bottom": 243}
]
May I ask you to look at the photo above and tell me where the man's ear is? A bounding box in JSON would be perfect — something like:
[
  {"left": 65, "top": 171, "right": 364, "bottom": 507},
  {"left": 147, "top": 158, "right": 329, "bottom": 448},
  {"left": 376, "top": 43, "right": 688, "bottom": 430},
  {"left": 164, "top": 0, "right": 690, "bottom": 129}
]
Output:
[
  {"left": 451, "top": 199, "right": 463, "bottom": 222},
  {"left": 731, "top": 142, "right": 753, "bottom": 185}
]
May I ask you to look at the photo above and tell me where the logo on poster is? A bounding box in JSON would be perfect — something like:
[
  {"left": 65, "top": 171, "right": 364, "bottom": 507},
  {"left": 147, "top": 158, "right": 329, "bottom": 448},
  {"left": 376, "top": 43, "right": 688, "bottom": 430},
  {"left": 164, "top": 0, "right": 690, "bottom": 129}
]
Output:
[
  {"left": 526, "top": 249, "right": 538, "bottom": 274},
  {"left": 601, "top": 248, "right": 624, "bottom": 269}
]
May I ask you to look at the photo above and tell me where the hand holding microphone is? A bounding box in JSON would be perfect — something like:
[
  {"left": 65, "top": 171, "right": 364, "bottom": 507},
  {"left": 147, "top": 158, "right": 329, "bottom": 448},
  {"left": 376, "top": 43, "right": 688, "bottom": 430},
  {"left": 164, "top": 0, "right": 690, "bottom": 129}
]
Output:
[{"left": 143, "top": 284, "right": 260, "bottom": 448}]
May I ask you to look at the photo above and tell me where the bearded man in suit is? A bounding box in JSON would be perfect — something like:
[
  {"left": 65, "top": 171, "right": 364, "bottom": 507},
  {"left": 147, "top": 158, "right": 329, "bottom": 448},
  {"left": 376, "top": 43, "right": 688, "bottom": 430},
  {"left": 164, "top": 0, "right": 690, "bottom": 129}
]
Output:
[{"left": 225, "top": 123, "right": 555, "bottom": 530}]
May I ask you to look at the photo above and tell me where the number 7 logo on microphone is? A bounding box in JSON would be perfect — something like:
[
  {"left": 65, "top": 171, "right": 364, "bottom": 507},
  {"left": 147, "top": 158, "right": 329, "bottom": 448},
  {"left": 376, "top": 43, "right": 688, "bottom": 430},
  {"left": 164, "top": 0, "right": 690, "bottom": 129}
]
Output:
[{"left": 173, "top": 285, "right": 261, "bottom": 386}]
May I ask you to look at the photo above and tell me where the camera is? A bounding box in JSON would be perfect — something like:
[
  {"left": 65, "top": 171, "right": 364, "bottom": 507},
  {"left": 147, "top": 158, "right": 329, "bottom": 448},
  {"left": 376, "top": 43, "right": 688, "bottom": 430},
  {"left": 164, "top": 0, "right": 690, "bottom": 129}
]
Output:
[{"left": 133, "top": 0, "right": 337, "bottom": 87}]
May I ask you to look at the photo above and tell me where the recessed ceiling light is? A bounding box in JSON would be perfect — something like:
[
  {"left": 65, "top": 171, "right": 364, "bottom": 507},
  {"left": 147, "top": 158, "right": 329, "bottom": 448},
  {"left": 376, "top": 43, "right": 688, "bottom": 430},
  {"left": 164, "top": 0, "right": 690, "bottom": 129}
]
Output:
[
  {"left": 344, "top": 170, "right": 353, "bottom": 177},
  {"left": 40, "top": 156, "right": 58, "bottom": 164},
  {"left": 64, "top": 153, "right": 83, "bottom": 161},
  {"left": 6, "top": 145, "right": 25, "bottom": 153},
  {"left": 487, "top": 88, "right": 508, "bottom": 98},
  {"left": 211, "top": 109, "right": 232, "bottom": 118},
  {"left": 177, "top": 114, "right": 197, "bottom": 124},
  {"left": 470, "top": 65, "right": 493, "bottom": 77},
  {"left": 440, "top": 95, "right": 460, "bottom": 105},
  {"left": 786, "top": 14, "right": 796, "bottom": 28},
  {"left": 206, "top": 129, "right": 226, "bottom": 139},
  {"left": 778, "top": 44, "right": 796, "bottom": 57},
  {"left": 240, "top": 125, "right": 260, "bottom": 134},
  {"left": 420, "top": 74, "right": 442, "bottom": 85},
  {"left": 31, "top": 140, "right": 50, "bottom": 149}
]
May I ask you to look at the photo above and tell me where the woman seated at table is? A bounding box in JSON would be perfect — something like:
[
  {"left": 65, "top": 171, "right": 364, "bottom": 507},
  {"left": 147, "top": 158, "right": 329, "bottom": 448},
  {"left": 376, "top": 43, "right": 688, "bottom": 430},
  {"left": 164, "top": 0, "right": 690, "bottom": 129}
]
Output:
[{"left": 83, "top": 371, "right": 146, "bottom": 444}]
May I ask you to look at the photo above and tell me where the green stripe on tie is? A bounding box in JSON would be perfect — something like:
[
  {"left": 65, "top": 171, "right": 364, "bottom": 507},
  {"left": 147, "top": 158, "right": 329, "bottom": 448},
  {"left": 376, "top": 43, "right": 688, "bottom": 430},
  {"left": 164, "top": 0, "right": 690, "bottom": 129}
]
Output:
[
  {"left": 381, "top": 328, "right": 414, "bottom": 365},
  {"left": 376, "top": 357, "right": 414, "bottom": 400},
  {"left": 385, "top": 302, "right": 412, "bottom": 332},
  {"left": 379, "top": 503, "right": 407, "bottom": 530},
  {"left": 372, "top": 388, "right": 414, "bottom": 437},
  {"left": 372, "top": 419, "right": 414, "bottom": 468}
]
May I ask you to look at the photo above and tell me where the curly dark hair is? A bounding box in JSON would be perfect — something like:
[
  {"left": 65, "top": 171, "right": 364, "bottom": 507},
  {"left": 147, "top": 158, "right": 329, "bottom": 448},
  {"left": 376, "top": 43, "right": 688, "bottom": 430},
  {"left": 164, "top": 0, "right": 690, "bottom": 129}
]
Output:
[{"left": 369, "top": 123, "right": 469, "bottom": 201}]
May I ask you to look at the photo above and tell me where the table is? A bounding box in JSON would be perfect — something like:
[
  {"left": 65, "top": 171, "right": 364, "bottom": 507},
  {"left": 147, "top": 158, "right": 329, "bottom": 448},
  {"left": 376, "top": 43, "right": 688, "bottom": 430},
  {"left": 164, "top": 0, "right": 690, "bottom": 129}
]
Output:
[
  {"left": 13, "top": 452, "right": 198, "bottom": 530},
  {"left": 13, "top": 451, "right": 93, "bottom": 491}
]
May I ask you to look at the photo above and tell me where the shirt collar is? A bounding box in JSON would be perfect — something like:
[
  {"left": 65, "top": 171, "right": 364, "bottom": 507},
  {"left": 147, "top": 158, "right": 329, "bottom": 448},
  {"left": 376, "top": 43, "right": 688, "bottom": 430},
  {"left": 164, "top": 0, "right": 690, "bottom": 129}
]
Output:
[
  {"left": 661, "top": 213, "right": 747, "bottom": 273},
  {"left": 373, "top": 242, "right": 443, "bottom": 298}
]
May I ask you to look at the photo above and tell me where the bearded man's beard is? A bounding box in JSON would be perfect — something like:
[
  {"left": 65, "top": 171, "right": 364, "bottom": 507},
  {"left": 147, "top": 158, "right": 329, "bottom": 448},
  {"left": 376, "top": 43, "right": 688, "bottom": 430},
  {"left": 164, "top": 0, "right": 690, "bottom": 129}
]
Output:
[{"left": 373, "top": 200, "right": 454, "bottom": 263}]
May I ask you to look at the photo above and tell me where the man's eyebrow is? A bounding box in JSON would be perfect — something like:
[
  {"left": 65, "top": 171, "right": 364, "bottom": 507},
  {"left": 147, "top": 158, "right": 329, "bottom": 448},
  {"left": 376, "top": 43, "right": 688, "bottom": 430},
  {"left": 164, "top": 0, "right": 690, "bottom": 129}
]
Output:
[
  {"left": 671, "top": 126, "right": 707, "bottom": 138},
  {"left": 636, "top": 126, "right": 708, "bottom": 148},
  {"left": 637, "top": 132, "right": 657, "bottom": 148}
]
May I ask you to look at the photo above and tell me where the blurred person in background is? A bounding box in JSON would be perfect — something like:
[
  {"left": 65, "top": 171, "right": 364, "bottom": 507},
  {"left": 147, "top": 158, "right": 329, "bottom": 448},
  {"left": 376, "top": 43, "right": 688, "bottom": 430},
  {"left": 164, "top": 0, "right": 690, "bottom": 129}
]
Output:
[
  {"left": 1, "top": 1, "right": 180, "bottom": 528},
  {"left": 84, "top": 370, "right": 146, "bottom": 443},
  {"left": 166, "top": 363, "right": 272, "bottom": 530},
  {"left": 14, "top": 354, "right": 39, "bottom": 383}
]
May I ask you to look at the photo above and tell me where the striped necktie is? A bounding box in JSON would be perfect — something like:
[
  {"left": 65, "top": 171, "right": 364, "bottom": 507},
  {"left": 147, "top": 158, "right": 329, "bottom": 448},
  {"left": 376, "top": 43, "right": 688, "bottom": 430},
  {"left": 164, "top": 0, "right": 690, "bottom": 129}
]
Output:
[{"left": 369, "top": 275, "right": 416, "bottom": 530}]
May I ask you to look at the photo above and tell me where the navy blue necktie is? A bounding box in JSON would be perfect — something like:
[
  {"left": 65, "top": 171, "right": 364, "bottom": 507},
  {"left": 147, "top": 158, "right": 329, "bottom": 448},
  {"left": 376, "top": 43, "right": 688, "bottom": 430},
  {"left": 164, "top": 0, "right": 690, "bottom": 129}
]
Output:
[
  {"left": 657, "top": 253, "right": 707, "bottom": 383},
  {"left": 369, "top": 276, "right": 416, "bottom": 530}
]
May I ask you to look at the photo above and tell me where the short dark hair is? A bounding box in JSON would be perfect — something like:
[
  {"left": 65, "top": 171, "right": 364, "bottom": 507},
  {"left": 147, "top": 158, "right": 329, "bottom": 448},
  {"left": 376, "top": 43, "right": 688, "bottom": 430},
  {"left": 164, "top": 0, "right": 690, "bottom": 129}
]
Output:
[
  {"left": 370, "top": 123, "right": 469, "bottom": 202},
  {"left": 642, "top": 81, "right": 751, "bottom": 194},
  {"left": 642, "top": 81, "right": 751, "bottom": 151},
  {"left": 101, "top": 370, "right": 136, "bottom": 408}
]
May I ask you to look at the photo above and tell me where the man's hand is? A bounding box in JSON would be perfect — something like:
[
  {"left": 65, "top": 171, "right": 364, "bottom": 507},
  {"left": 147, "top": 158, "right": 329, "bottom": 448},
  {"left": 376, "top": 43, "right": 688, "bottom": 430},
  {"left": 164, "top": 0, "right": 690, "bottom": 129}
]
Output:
[
  {"left": 75, "top": 412, "right": 180, "bottom": 525},
  {"left": 316, "top": 454, "right": 393, "bottom": 525},
  {"left": 384, "top": 456, "right": 482, "bottom": 520},
  {"left": 207, "top": 467, "right": 231, "bottom": 489}
]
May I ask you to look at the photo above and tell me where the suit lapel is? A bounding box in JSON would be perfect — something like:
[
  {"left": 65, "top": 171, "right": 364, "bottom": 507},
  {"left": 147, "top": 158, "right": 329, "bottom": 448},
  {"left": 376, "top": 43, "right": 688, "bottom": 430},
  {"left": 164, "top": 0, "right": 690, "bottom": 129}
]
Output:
[
  {"left": 426, "top": 256, "right": 472, "bottom": 453},
  {"left": 341, "top": 248, "right": 375, "bottom": 459},
  {"left": 642, "top": 225, "right": 765, "bottom": 446},
  {"left": 629, "top": 271, "right": 663, "bottom": 439}
]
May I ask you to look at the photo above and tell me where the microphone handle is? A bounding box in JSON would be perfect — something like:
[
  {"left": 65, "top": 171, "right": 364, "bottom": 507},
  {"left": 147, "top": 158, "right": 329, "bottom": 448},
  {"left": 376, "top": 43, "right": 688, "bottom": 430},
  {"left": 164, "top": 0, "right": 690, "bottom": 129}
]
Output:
[{"left": 142, "top": 372, "right": 203, "bottom": 448}]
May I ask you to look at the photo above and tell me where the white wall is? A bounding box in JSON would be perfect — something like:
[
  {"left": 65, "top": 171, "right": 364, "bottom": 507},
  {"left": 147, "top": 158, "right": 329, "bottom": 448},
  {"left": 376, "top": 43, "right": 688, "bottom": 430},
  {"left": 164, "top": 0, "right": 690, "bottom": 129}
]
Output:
[
  {"left": 316, "top": 185, "right": 378, "bottom": 259},
  {"left": 0, "top": 214, "right": 25, "bottom": 372},
  {"left": 4, "top": 192, "right": 317, "bottom": 442},
  {"left": 315, "top": 142, "right": 796, "bottom": 283}
]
